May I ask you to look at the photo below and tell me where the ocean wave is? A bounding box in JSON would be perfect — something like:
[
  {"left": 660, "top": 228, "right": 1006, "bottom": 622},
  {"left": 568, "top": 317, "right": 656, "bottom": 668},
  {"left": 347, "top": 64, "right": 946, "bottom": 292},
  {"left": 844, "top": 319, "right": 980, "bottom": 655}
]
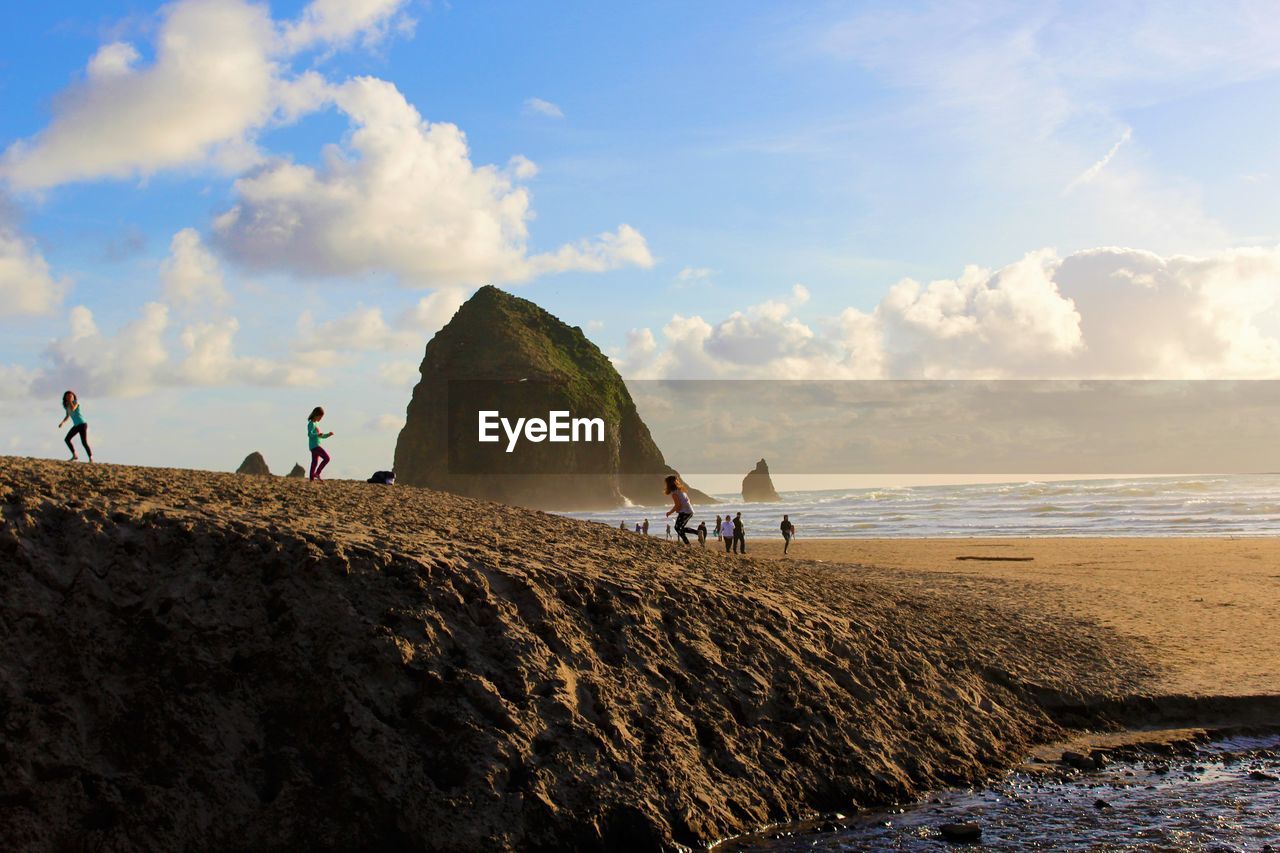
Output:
[{"left": 563, "top": 474, "right": 1280, "bottom": 537}]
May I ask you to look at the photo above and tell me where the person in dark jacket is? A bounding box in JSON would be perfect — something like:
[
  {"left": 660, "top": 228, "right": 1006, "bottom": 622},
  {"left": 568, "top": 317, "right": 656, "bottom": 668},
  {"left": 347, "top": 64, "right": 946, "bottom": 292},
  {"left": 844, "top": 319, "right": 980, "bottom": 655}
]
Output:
[{"left": 780, "top": 515, "right": 795, "bottom": 554}]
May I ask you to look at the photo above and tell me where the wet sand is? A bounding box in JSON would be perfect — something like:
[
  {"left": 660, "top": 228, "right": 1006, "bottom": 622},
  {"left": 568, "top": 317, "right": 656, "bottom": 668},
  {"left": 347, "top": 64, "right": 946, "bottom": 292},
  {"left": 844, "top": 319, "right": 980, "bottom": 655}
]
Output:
[{"left": 750, "top": 538, "right": 1280, "bottom": 697}]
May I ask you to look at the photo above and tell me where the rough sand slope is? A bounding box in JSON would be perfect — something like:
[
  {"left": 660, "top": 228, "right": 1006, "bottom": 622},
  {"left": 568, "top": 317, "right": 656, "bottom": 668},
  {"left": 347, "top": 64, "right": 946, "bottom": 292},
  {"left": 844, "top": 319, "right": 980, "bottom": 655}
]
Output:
[{"left": 0, "top": 458, "right": 1155, "bottom": 850}]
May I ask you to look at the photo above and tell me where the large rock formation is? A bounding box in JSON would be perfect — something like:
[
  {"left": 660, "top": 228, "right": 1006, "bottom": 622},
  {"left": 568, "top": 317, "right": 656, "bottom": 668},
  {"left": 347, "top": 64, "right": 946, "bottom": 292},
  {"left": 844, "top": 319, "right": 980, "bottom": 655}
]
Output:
[
  {"left": 394, "top": 286, "right": 714, "bottom": 510},
  {"left": 235, "top": 451, "right": 271, "bottom": 476},
  {"left": 742, "top": 458, "right": 781, "bottom": 502},
  {"left": 0, "top": 457, "right": 1153, "bottom": 851}
]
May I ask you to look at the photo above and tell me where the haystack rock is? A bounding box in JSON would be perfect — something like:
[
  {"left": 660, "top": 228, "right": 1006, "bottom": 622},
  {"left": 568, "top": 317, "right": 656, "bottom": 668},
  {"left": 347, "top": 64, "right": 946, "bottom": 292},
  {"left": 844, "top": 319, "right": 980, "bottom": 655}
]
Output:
[
  {"left": 394, "top": 286, "right": 715, "bottom": 510},
  {"left": 286, "top": 463, "right": 306, "bottom": 479},
  {"left": 235, "top": 452, "right": 271, "bottom": 476},
  {"left": 742, "top": 458, "right": 781, "bottom": 502}
]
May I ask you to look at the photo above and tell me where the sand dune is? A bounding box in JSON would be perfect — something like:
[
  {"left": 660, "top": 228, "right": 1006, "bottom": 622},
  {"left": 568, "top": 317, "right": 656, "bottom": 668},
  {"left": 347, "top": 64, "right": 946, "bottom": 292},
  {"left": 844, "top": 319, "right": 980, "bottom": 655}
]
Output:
[{"left": 1, "top": 457, "right": 1156, "bottom": 850}]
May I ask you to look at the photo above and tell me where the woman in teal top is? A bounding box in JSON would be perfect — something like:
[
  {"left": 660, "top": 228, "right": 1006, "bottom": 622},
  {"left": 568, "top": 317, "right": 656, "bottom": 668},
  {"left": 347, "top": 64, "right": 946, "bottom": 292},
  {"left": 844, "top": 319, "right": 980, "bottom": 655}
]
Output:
[
  {"left": 57, "top": 390, "right": 92, "bottom": 462},
  {"left": 307, "top": 406, "right": 334, "bottom": 481}
]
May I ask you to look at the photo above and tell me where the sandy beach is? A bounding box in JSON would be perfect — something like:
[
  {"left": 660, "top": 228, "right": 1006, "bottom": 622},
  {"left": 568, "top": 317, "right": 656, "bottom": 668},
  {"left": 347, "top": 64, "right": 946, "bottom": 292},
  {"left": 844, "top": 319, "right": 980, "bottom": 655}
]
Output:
[
  {"left": 1, "top": 457, "right": 1172, "bottom": 850},
  {"left": 750, "top": 537, "right": 1280, "bottom": 697}
]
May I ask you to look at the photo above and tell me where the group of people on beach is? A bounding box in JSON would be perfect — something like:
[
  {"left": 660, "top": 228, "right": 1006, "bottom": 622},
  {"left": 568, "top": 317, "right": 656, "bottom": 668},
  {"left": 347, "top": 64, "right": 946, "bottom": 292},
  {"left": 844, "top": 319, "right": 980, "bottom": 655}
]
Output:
[
  {"left": 623, "top": 475, "right": 798, "bottom": 554},
  {"left": 58, "top": 393, "right": 337, "bottom": 484},
  {"left": 56, "top": 402, "right": 797, "bottom": 556}
]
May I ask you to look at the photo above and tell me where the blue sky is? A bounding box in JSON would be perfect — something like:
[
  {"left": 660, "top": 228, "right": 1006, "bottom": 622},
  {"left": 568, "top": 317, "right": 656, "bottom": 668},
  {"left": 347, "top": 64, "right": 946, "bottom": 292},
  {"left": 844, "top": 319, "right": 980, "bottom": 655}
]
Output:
[{"left": 2, "top": 1, "right": 1279, "bottom": 480}]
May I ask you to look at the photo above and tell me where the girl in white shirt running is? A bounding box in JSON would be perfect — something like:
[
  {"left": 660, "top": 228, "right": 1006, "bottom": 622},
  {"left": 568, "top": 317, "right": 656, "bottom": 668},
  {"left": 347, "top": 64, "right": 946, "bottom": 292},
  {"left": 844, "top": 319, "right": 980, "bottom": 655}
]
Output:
[{"left": 663, "top": 475, "right": 695, "bottom": 545}]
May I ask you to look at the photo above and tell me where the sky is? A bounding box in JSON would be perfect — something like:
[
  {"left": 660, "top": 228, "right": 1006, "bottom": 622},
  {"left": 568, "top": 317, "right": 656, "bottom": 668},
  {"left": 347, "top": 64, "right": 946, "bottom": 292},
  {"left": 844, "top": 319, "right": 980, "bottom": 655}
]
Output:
[{"left": 2, "top": 0, "right": 1279, "bottom": 482}]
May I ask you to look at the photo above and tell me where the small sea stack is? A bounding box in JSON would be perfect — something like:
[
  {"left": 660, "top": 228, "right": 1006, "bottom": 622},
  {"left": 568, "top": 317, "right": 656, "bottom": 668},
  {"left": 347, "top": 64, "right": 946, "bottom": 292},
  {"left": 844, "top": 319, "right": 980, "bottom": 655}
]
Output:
[
  {"left": 742, "top": 458, "right": 781, "bottom": 502},
  {"left": 235, "top": 451, "right": 271, "bottom": 476},
  {"left": 286, "top": 463, "right": 305, "bottom": 479}
]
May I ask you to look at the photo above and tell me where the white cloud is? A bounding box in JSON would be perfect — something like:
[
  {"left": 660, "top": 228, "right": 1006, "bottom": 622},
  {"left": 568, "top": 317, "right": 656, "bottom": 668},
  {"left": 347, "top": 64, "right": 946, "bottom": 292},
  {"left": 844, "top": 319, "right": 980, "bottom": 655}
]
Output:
[
  {"left": 1064, "top": 127, "right": 1132, "bottom": 194},
  {"left": 523, "top": 97, "right": 564, "bottom": 118},
  {"left": 366, "top": 413, "right": 404, "bottom": 432},
  {"left": 295, "top": 287, "right": 468, "bottom": 353},
  {"left": 1, "top": 0, "right": 406, "bottom": 191},
  {"left": 618, "top": 245, "right": 1280, "bottom": 380},
  {"left": 377, "top": 360, "right": 420, "bottom": 387},
  {"left": 0, "top": 224, "right": 67, "bottom": 316},
  {"left": 3, "top": 0, "right": 277, "bottom": 190},
  {"left": 216, "top": 77, "right": 652, "bottom": 286},
  {"left": 161, "top": 228, "right": 228, "bottom": 308},
  {"left": 32, "top": 303, "right": 315, "bottom": 398},
  {"left": 86, "top": 42, "right": 141, "bottom": 79},
  {"left": 0, "top": 365, "right": 36, "bottom": 401},
  {"left": 280, "top": 0, "right": 411, "bottom": 52},
  {"left": 675, "top": 266, "right": 715, "bottom": 285}
]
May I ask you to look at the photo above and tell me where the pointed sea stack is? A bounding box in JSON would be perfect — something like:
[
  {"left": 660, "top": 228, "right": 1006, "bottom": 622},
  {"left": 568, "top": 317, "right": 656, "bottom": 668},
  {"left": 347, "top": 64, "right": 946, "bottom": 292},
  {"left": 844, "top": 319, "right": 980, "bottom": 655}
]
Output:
[
  {"left": 235, "top": 452, "right": 271, "bottom": 476},
  {"left": 286, "top": 463, "right": 306, "bottom": 479},
  {"left": 394, "top": 286, "right": 714, "bottom": 510},
  {"left": 742, "top": 458, "right": 781, "bottom": 502}
]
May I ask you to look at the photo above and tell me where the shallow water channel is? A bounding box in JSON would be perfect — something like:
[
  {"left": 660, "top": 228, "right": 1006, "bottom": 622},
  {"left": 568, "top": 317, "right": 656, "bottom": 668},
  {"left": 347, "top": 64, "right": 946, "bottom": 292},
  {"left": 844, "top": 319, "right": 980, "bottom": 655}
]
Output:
[{"left": 730, "top": 733, "right": 1280, "bottom": 851}]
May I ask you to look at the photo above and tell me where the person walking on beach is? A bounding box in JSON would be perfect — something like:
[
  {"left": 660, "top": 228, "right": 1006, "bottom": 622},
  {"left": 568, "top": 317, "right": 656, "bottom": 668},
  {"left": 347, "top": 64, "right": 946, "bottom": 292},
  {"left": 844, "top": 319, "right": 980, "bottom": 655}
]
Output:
[
  {"left": 714, "top": 514, "right": 722, "bottom": 541},
  {"left": 732, "top": 512, "right": 746, "bottom": 554},
  {"left": 664, "top": 474, "right": 695, "bottom": 545},
  {"left": 307, "top": 406, "right": 334, "bottom": 481},
  {"left": 57, "top": 391, "right": 92, "bottom": 462},
  {"left": 642, "top": 518, "right": 650, "bottom": 536},
  {"left": 780, "top": 514, "right": 795, "bottom": 555},
  {"left": 619, "top": 521, "right": 627, "bottom": 531},
  {"left": 635, "top": 522, "right": 642, "bottom": 533},
  {"left": 696, "top": 521, "right": 708, "bottom": 548},
  {"left": 720, "top": 515, "right": 734, "bottom": 553}
]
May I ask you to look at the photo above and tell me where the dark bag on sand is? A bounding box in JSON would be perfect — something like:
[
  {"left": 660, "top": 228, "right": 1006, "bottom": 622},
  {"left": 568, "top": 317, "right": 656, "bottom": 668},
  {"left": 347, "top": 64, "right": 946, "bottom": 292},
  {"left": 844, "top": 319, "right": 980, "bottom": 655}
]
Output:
[{"left": 367, "top": 470, "right": 395, "bottom": 485}]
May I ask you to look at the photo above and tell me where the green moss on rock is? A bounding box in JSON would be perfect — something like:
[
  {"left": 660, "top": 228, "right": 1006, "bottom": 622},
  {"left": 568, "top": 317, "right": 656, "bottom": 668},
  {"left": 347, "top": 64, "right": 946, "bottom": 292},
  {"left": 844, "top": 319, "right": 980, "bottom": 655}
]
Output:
[{"left": 393, "top": 286, "right": 715, "bottom": 510}]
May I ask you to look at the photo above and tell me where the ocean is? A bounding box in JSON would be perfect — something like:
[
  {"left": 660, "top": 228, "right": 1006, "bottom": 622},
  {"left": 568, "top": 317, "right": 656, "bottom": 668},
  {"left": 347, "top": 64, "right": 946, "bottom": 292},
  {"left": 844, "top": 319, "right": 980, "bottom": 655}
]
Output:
[{"left": 563, "top": 474, "right": 1280, "bottom": 538}]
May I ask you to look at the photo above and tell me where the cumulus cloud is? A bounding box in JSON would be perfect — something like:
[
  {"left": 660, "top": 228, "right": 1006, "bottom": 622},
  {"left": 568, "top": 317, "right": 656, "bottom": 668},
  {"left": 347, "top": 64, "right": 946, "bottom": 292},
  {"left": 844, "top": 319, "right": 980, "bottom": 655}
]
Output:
[
  {"left": 618, "top": 247, "right": 1280, "bottom": 380},
  {"left": 0, "top": 365, "right": 36, "bottom": 401},
  {"left": 295, "top": 287, "right": 468, "bottom": 353},
  {"left": 280, "top": 0, "right": 411, "bottom": 52},
  {"left": 523, "top": 97, "right": 564, "bottom": 118},
  {"left": 622, "top": 283, "right": 831, "bottom": 378},
  {"left": 30, "top": 303, "right": 314, "bottom": 398},
  {"left": 1, "top": 0, "right": 406, "bottom": 190},
  {"left": 215, "top": 77, "right": 652, "bottom": 286},
  {"left": 161, "top": 228, "right": 228, "bottom": 308},
  {"left": 0, "top": 224, "right": 67, "bottom": 316}
]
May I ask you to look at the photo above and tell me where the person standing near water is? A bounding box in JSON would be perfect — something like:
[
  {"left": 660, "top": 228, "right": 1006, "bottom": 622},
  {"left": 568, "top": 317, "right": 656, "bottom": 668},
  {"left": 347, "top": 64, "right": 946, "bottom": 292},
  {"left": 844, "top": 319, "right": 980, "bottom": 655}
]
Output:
[
  {"left": 696, "top": 521, "right": 708, "bottom": 548},
  {"left": 714, "top": 514, "right": 722, "bottom": 541},
  {"left": 643, "top": 518, "right": 650, "bottom": 536},
  {"left": 780, "top": 515, "right": 795, "bottom": 555},
  {"left": 664, "top": 474, "right": 695, "bottom": 545},
  {"left": 307, "top": 407, "right": 334, "bottom": 481},
  {"left": 732, "top": 511, "right": 746, "bottom": 553},
  {"left": 57, "top": 391, "right": 92, "bottom": 462},
  {"left": 720, "top": 515, "right": 734, "bottom": 553}
]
